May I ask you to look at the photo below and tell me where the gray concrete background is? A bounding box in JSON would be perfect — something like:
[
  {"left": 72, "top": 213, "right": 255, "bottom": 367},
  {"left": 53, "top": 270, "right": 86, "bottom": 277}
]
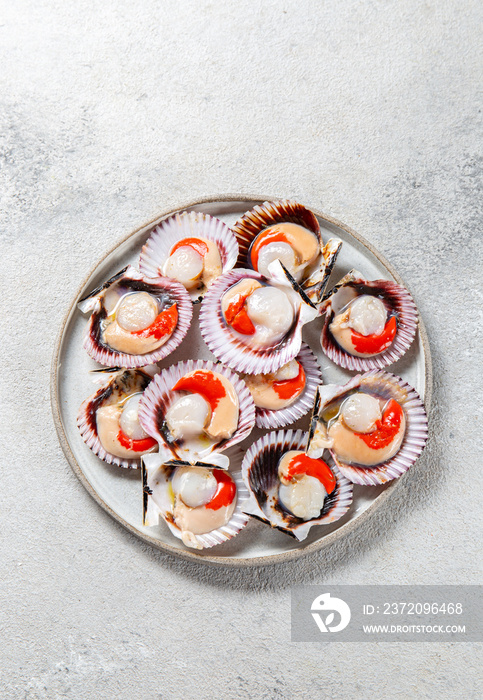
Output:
[{"left": 1, "top": 1, "right": 481, "bottom": 698}]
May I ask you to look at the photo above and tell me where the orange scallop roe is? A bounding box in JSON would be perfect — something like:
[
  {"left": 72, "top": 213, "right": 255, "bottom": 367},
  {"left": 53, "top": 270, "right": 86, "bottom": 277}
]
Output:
[
  {"left": 285, "top": 453, "right": 336, "bottom": 494},
  {"left": 249, "top": 229, "right": 290, "bottom": 269},
  {"left": 172, "top": 370, "right": 227, "bottom": 412},
  {"left": 272, "top": 363, "right": 306, "bottom": 400},
  {"left": 116, "top": 431, "right": 157, "bottom": 452},
  {"left": 355, "top": 398, "right": 403, "bottom": 450},
  {"left": 131, "top": 303, "right": 178, "bottom": 340},
  {"left": 170, "top": 237, "right": 209, "bottom": 258},
  {"left": 224, "top": 292, "right": 256, "bottom": 335},
  {"left": 350, "top": 315, "right": 397, "bottom": 354},
  {"left": 205, "top": 469, "right": 236, "bottom": 510}
]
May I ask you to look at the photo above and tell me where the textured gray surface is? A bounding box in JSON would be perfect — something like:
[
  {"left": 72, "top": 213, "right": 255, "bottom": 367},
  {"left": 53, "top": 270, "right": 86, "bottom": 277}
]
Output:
[{"left": 1, "top": 1, "right": 482, "bottom": 698}]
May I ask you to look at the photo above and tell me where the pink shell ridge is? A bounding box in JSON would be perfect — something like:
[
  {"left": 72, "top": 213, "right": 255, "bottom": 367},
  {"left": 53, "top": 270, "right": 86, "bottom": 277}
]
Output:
[
  {"left": 252, "top": 343, "right": 322, "bottom": 429},
  {"left": 326, "top": 370, "right": 429, "bottom": 486},
  {"left": 82, "top": 273, "right": 193, "bottom": 368},
  {"left": 139, "top": 211, "right": 239, "bottom": 299},
  {"left": 241, "top": 429, "right": 353, "bottom": 540},
  {"left": 137, "top": 359, "right": 256, "bottom": 458},
  {"left": 321, "top": 278, "right": 419, "bottom": 371},
  {"left": 199, "top": 268, "right": 308, "bottom": 375}
]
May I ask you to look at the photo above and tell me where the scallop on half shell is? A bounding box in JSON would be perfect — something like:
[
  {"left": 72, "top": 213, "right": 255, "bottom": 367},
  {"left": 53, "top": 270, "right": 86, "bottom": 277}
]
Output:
[
  {"left": 139, "top": 211, "right": 239, "bottom": 302},
  {"left": 241, "top": 429, "right": 353, "bottom": 541},
  {"left": 77, "top": 366, "right": 159, "bottom": 469},
  {"left": 138, "top": 359, "right": 256, "bottom": 461},
  {"left": 78, "top": 266, "right": 193, "bottom": 368},
  {"left": 142, "top": 450, "right": 249, "bottom": 550},
  {"left": 320, "top": 270, "right": 418, "bottom": 371},
  {"left": 243, "top": 343, "right": 322, "bottom": 430},
  {"left": 199, "top": 261, "right": 319, "bottom": 375},
  {"left": 307, "top": 370, "right": 428, "bottom": 486},
  {"left": 233, "top": 199, "right": 342, "bottom": 304}
]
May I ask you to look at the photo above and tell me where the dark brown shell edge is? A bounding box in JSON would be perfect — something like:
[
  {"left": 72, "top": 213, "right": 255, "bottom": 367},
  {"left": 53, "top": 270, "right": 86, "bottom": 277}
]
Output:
[
  {"left": 241, "top": 430, "right": 353, "bottom": 537},
  {"left": 77, "top": 368, "right": 155, "bottom": 470},
  {"left": 320, "top": 274, "right": 419, "bottom": 371},
  {"left": 233, "top": 200, "right": 321, "bottom": 267},
  {"left": 304, "top": 238, "right": 343, "bottom": 304}
]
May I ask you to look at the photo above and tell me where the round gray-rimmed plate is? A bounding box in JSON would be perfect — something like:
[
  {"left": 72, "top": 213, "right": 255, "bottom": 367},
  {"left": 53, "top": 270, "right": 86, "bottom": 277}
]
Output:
[{"left": 51, "top": 195, "right": 432, "bottom": 567}]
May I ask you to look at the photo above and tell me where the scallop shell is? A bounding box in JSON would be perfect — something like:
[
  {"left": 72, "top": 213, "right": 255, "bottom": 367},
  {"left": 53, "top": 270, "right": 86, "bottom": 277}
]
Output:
[
  {"left": 139, "top": 211, "right": 239, "bottom": 302},
  {"left": 304, "top": 237, "right": 343, "bottom": 304},
  {"left": 233, "top": 199, "right": 321, "bottom": 260},
  {"left": 320, "top": 270, "right": 418, "bottom": 371},
  {"left": 247, "top": 343, "right": 322, "bottom": 429},
  {"left": 307, "top": 370, "right": 428, "bottom": 486},
  {"left": 77, "top": 367, "right": 157, "bottom": 469},
  {"left": 233, "top": 199, "right": 342, "bottom": 303},
  {"left": 137, "top": 359, "right": 256, "bottom": 461},
  {"left": 142, "top": 450, "right": 249, "bottom": 550},
  {"left": 79, "top": 266, "right": 193, "bottom": 368},
  {"left": 199, "top": 266, "right": 319, "bottom": 375},
  {"left": 241, "top": 429, "right": 353, "bottom": 541}
]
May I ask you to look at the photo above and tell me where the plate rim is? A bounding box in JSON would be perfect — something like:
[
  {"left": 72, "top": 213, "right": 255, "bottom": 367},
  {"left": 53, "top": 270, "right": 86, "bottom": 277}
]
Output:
[{"left": 50, "top": 193, "right": 433, "bottom": 568}]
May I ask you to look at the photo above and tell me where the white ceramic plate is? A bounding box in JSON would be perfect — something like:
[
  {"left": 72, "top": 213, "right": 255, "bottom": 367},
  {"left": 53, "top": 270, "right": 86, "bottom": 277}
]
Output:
[{"left": 51, "top": 195, "right": 432, "bottom": 567}]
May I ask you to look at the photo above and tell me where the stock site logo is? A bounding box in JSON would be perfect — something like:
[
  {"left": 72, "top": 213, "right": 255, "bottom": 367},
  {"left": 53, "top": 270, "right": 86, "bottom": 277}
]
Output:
[{"left": 311, "top": 593, "right": 351, "bottom": 633}]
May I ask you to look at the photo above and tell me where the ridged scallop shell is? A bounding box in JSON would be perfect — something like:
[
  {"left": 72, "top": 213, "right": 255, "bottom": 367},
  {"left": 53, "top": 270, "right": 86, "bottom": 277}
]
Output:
[
  {"left": 307, "top": 370, "right": 428, "bottom": 486},
  {"left": 139, "top": 211, "right": 239, "bottom": 302},
  {"left": 241, "top": 429, "right": 353, "bottom": 541},
  {"left": 233, "top": 199, "right": 321, "bottom": 259},
  {"left": 77, "top": 367, "right": 157, "bottom": 469},
  {"left": 142, "top": 450, "right": 249, "bottom": 550},
  {"left": 137, "top": 359, "right": 256, "bottom": 461},
  {"left": 199, "top": 266, "right": 319, "bottom": 375},
  {"left": 247, "top": 343, "right": 322, "bottom": 430},
  {"left": 233, "top": 199, "right": 342, "bottom": 303},
  {"left": 320, "top": 270, "right": 418, "bottom": 371},
  {"left": 79, "top": 266, "right": 193, "bottom": 368}
]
